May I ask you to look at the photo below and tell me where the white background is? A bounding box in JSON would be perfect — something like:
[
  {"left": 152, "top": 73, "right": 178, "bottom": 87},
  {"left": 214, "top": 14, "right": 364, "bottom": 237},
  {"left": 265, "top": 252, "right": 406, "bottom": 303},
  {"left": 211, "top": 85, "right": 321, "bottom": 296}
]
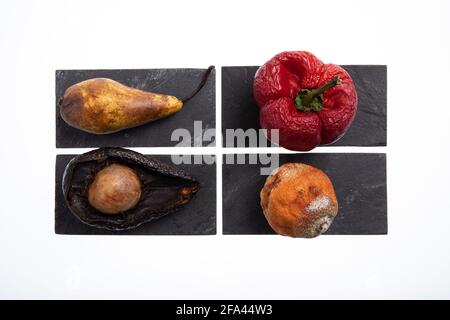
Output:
[{"left": 0, "top": 0, "right": 449, "bottom": 299}]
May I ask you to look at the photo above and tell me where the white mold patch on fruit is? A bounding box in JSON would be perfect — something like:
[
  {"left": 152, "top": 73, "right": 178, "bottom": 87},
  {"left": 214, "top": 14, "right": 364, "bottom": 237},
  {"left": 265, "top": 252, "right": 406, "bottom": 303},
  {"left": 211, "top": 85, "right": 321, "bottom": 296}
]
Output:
[{"left": 306, "top": 195, "right": 330, "bottom": 214}]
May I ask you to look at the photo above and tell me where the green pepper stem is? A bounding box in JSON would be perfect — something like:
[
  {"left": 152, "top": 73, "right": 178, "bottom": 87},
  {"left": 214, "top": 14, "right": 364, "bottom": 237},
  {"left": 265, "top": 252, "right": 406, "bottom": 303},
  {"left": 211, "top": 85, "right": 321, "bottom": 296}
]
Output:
[{"left": 300, "top": 76, "right": 341, "bottom": 107}]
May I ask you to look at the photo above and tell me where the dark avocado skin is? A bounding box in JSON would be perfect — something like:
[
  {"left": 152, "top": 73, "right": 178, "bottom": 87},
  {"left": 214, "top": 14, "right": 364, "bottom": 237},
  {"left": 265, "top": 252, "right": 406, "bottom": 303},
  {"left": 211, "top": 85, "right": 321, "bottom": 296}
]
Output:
[{"left": 62, "top": 147, "right": 199, "bottom": 230}]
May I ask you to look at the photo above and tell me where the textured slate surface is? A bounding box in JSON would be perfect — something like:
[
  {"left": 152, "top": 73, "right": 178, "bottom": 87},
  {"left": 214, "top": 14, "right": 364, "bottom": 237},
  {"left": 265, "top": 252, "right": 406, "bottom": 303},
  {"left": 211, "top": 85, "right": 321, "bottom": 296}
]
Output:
[
  {"left": 222, "top": 65, "right": 386, "bottom": 147},
  {"left": 56, "top": 68, "right": 215, "bottom": 148},
  {"left": 55, "top": 154, "right": 216, "bottom": 235},
  {"left": 223, "top": 153, "right": 387, "bottom": 235}
]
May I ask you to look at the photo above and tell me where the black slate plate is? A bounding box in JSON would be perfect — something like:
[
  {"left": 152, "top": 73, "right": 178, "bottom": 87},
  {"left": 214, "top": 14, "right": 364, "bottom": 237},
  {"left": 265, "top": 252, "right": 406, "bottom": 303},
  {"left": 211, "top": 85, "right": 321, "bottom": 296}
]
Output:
[
  {"left": 56, "top": 68, "right": 215, "bottom": 148},
  {"left": 55, "top": 154, "right": 216, "bottom": 235},
  {"left": 223, "top": 153, "right": 387, "bottom": 235},
  {"left": 222, "top": 66, "right": 386, "bottom": 147}
]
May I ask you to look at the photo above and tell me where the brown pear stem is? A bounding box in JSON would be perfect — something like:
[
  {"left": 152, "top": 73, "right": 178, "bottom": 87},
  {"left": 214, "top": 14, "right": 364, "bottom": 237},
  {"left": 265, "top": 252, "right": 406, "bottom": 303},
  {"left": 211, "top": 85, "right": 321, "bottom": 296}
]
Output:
[{"left": 181, "top": 65, "right": 215, "bottom": 103}]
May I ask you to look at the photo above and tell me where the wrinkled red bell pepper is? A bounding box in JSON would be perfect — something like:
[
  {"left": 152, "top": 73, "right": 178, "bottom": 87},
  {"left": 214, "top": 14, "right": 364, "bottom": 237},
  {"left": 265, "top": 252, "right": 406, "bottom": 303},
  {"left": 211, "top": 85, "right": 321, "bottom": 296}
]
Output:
[{"left": 253, "top": 51, "right": 358, "bottom": 151}]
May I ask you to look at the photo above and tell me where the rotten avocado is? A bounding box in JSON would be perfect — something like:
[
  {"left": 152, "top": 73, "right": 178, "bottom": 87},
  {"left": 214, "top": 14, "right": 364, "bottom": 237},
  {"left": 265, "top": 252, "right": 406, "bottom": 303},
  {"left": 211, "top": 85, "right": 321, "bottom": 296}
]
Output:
[{"left": 62, "top": 147, "right": 199, "bottom": 230}]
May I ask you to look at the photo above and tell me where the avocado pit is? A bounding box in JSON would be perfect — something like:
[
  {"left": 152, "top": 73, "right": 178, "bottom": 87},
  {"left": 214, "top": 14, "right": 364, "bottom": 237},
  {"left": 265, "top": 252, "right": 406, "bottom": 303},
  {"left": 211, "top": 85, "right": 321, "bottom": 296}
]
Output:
[{"left": 88, "top": 163, "right": 142, "bottom": 214}]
